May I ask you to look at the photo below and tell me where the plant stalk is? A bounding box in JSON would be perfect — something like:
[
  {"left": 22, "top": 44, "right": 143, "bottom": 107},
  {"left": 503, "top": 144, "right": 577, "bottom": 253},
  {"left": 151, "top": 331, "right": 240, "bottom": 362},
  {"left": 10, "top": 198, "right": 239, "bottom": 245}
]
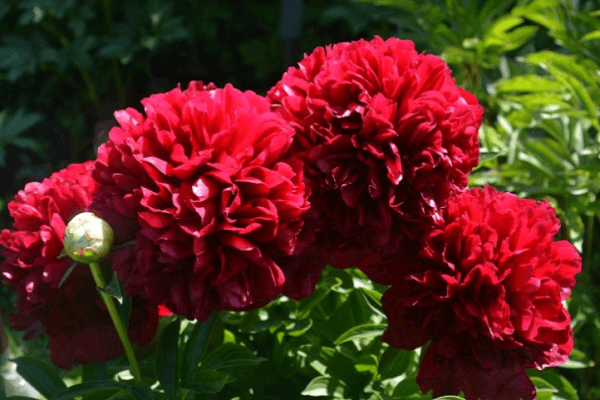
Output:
[{"left": 88, "top": 261, "right": 142, "bottom": 383}]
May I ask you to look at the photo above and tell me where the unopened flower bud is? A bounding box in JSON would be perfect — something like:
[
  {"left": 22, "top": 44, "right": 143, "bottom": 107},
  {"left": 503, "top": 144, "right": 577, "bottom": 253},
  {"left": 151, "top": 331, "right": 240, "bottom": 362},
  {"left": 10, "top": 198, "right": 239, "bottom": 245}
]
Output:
[{"left": 64, "top": 212, "right": 114, "bottom": 263}]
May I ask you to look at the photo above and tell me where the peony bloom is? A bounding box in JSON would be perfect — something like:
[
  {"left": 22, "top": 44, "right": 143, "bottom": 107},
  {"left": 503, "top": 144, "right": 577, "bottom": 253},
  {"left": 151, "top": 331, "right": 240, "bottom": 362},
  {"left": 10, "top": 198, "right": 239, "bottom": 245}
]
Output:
[
  {"left": 0, "top": 162, "right": 158, "bottom": 369},
  {"left": 267, "top": 36, "right": 483, "bottom": 277},
  {"left": 381, "top": 186, "right": 581, "bottom": 400},
  {"left": 92, "top": 82, "right": 311, "bottom": 321}
]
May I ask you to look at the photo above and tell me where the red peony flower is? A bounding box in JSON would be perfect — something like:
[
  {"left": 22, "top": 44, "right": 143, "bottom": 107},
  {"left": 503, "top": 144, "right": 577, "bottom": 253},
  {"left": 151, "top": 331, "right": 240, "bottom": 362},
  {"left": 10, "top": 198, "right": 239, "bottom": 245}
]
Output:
[
  {"left": 92, "top": 82, "right": 311, "bottom": 321},
  {"left": 267, "top": 36, "right": 483, "bottom": 276},
  {"left": 381, "top": 186, "right": 581, "bottom": 400},
  {"left": 0, "top": 162, "right": 159, "bottom": 369}
]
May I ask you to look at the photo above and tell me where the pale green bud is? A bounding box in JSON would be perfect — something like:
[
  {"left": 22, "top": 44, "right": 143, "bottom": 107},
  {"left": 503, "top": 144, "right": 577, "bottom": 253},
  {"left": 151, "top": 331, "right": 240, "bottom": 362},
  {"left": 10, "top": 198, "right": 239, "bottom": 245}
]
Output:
[{"left": 64, "top": 212, "right": 115, "bottom": 263}]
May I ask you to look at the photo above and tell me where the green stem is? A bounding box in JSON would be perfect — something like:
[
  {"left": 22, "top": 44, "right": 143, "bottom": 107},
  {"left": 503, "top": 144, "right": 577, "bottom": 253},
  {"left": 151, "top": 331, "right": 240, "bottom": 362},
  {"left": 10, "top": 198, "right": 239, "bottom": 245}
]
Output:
[{"left": 88, "top": 262, "right": 142, "bottom": 383}]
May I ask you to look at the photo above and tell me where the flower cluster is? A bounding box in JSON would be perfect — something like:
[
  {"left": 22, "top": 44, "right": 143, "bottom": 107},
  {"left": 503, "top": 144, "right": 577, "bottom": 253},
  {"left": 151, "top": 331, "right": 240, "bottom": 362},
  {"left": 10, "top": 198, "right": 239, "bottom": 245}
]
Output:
[
  {"left": 268, "top": 36, "right": 483, "bottom": 276},
  {"left": 0, "top": 35, "right": 580, "bottom": 400},
  {"left": 92, "top": 83, "right": 311, "bottom": 321},
  {"left": 0, "top": 162, "right": 158, "bottom": 369},
  {"left": 381, "top": 186, "right": 581, "bottom": 400}
]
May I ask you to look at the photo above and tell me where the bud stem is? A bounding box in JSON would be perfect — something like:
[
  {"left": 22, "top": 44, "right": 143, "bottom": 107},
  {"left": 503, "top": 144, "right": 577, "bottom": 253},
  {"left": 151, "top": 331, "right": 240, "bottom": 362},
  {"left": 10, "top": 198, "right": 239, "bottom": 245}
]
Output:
[{"left": 88, "top": 261, "right": 142, "bottom": 383}]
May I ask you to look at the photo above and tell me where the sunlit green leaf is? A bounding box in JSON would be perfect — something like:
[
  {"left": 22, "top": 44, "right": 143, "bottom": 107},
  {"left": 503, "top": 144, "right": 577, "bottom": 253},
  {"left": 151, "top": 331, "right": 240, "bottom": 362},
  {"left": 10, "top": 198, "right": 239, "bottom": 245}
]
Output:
[{"left": 334, "top": 323, "right": 386, "bottom": 345}]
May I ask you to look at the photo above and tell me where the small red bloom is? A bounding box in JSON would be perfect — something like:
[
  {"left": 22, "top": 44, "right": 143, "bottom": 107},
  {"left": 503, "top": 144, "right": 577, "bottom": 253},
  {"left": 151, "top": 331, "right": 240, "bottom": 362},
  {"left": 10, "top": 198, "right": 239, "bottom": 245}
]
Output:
[
  {"left": 267, "top": 36, "right": 483, "bottom": 274},
  {"left": 0, "top": 162, "right": 158, "bottom": 369},
  {"left": 93, "top": 82, "right": 311, "bottom": 321},
  {"left": 381, "top": 186, "right": 581, "bottom": 400}
]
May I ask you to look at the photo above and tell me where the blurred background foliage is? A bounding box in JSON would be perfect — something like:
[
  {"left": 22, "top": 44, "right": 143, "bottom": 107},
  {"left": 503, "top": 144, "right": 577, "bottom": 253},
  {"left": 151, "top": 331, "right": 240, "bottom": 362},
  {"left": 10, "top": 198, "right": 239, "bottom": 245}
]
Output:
[{"left": 1, "top": 0, "right": 600, "bottom": 399}]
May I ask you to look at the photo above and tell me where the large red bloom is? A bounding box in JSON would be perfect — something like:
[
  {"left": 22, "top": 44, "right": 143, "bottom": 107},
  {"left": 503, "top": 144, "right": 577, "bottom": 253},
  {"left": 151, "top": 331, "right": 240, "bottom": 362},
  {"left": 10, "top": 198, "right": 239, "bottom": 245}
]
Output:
[
  {"left": 92, "top": 82, "right": 311, "bottom": 321},
  {"left": 267, "top": 36, "right": 483, "bottom": 274},
  {"left": 381, "top": 186, "right": 581, "bottom": 400},
  {"left": 0, "top": 162, "right": 158, "bottom": 369}
]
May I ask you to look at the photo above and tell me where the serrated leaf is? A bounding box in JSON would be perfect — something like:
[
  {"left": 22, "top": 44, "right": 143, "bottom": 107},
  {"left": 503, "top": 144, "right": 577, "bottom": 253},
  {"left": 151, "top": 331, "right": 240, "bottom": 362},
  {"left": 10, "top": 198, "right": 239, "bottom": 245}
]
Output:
[
  {"left": 200, "top": 343, "right": 265, "bottom": 371},
  {"left": 334, "top": 323, "right": 386, "bottom": 344},
  {"left": 155, "top": 319, "right": 180, "bottom": 398},
  {"left": 13, "top": 357, "right": 67, "bottom": 399}
]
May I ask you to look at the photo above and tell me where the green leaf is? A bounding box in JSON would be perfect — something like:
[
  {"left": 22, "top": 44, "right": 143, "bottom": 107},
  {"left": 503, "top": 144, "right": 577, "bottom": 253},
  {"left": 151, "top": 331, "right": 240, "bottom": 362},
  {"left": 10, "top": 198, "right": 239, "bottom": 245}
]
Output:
[
  {"left": 391, "top": 378, "right": 422, "bottom": 398},
  {"left": 581, "top": 30, "right": 600, "bottom": 42},
  {"left": 497, "top": 75, "right": 563, "bottom": 93},
  {"left": 129, "top": 381, "right": 153, "bottom": 400},
  {"left": 51, "top": 381, "right": 129, "bottom": 399},
  {"left": 200, "top": 343, "right": 266, "bottom": 371},
  {"left": 57, "top": 262, "right": 78, "bottom": 288},
  {"left": 155, "top": 319, "right": 180, "bottom": 398},
  {"left": 10, "top": 137, "right": 43, "bottom": 154},
  {"left": 548, "top": 68, "right": 600, "bottom": 129},
  {"left": 13, "top": 357, "right": 66, "bottom": 399},
  {"left": 297, "top": 276, "right": 343, "bottom": 319},
  {"left": 334, "top": 323, "right": 386, "bottom": 345},
  {"left": 354, "top": 354, "right": 378, "bottom": 379},
  {"left": 284, "top": 318, "right": 313, "bottom": 337},
  {"left": 525, "top": 51, "right": 597, "bottom": 88},
  {"left": 82, "top": 362, "right": 108, "bottom": 382},
  {"left": 7, "top": 397, "right": 40, "bottom": 400},
  {"left": 503, "top": 26, "right": 539, "bottom": 51},
  {"left": 523, "top": 140, "right": 571, "bottom": 172},
  {"left": 564, "top": 207, "right": 585, "bottom": 252},
  {"left": 301, "top": 376, "right": 345, "bottom": 398},
  {"left": 97, "top": 275, "right": 123, "bottom": 303},
  {"left": 185, "top": 370, "right": 230, "bottom": 394},
  {"left": 527, "top": 369, "right": 579, "bottom": 400},
  {"left": 485, "top": 15, "right": 524, "bottom": 38},
  {"left": 82, "top": 388, "right": 130, "bottom": 400},
  {"left": 478, "top": 152, "right": 501, "bottom": 164},
  {"left": 378, "top": 347, "right": 413, "bottom": 380},
  {"left": 530, "top": 376, "right": 558, "bottom": 392},
  {"left": 181, "top": 312, "right": 220, "bottom": 385},
  {"left": 560, "top": 348, "right": 595, "bottom": 369},
  {"left": 359, "top": 287, "right": 382, "bottom": 306},
  {"left": 0, "top": 108, "right": 43, "bottom": 140},
  {"left": 534, "top": 391, "right": 553, "bottom": 400}
]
